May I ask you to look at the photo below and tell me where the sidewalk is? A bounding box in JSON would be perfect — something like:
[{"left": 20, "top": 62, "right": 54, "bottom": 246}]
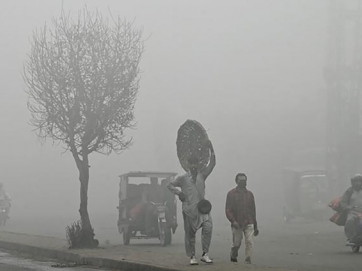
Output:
[{"left": 0, "top": 231, "right": 296, "bottom": 271}]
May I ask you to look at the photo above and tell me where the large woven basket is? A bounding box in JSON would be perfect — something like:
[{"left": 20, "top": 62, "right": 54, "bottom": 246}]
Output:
[{"left": 176, "top": 119, "right": 210, "bottom": 172}]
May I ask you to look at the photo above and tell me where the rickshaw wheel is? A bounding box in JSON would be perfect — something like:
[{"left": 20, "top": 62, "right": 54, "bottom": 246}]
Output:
[
  {"left": 351, "top": 246, "right": 360, "bottom": 253},
  {"left": 123, "top": 227, "right": 131, "bottom": 245},
  {"left": 159, "top": 223, "right": 172, "bottom": 246},
  {"left": 159, "top": 223, "right": 166, "bottom": 246},
  {"left": 165, "top": 227, "right": 172, "bottom": 245}
]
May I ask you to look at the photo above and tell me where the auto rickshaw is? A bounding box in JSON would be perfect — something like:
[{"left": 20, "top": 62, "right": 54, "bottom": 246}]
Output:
[
  {"left": 282, "top": 166, "right": 331, "bottom": 222},
  {"left": 117, "top": 171, "right": 178, "bottom": 246}
]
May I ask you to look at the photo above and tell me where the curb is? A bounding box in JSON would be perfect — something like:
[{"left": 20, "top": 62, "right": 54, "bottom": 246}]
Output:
[{"left": 0, "top": 240, "right": 183, "bottom": 271}]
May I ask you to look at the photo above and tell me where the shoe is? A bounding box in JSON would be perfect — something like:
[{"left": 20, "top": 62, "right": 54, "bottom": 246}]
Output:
[
  {"left": 230, "top": 257, "right": 237, "bottom": 262},
  {"left": 346, "top": 240, "right": 356, "bottom": 246},
  {"left": 200, "top": 253, "right": 213, "bottom": 264},
  {"left": 245, "top": 256, "right": 251, "bottom": 264},
  {"left": 190, "top": 256, "right": 198, "bottom": 265}
]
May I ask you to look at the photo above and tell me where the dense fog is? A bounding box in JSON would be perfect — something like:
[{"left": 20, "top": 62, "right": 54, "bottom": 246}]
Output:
[{"left": 0, "top": 0, "right": 336, "bottom": 237}]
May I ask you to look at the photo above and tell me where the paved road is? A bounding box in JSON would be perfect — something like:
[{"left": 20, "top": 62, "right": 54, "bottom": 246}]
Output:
[
  {"left": 105, "top": 217, "right": 361, "bottom": 271},
  {"left": 93, "top": 214, "right": 362, "bottom": 271},
  {"left": 3, "top": 209, "right": 362, "bottom": 271},
  {"left": 0, "top": 251, "right": 109, "bottom": 271}
]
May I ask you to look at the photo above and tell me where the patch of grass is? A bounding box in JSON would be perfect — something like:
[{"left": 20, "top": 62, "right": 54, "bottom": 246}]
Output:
[{"left": 66, "top": 220, "right": 98, "bottom": 248}]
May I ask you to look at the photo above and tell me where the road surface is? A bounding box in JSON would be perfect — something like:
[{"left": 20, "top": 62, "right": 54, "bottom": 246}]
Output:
[
  {"left": 0, "top": 250, "right": 109, "bottom": 271},
  {"left": 2, "top": 208, "right": 362, "bottom": 271}
]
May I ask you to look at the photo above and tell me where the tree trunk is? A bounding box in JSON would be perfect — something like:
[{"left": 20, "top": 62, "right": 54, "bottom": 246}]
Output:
[{"left": 78, "top": 155, "right": 97, "bottom": 247}]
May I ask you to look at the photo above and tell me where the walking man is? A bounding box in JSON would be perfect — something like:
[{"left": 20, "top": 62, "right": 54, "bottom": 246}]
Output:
[
  {"left": 225, "top": 173, "right": 259, "bottom": 264},
  {"left": 168, "top": 140, "right": 216, "bottom": 265}
]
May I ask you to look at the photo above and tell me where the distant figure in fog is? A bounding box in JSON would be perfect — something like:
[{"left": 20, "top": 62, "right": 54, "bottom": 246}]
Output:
[
  {"left": 225, "top": 173, "right": 258, "bottom": 264},
  {"left": 0, "top": 182, "right": 11, "bottom": 218},
  {"left": 341, "top": 174, "right": 362, "bottom": 244},
  {"left": 168, "top": 140, "right": 216, "bottom": 265}
]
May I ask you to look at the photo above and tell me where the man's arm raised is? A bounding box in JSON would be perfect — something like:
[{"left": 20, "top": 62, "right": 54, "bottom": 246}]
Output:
[{"left": 201, "top": 140, "right": 216, "bottom": 179}]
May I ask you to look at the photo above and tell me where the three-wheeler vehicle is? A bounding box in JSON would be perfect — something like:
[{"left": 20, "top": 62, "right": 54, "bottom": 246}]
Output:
[
  {"left": 117, "top": 171, "right": 178, "bottom": 246},
  {"left": 282, "top": 167, "right": 331, "bottom": 222}
]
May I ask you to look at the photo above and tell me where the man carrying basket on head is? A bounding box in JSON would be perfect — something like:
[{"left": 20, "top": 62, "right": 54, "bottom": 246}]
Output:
[{"left": 168, "top": 140, "right": 216, "bottom": 265}]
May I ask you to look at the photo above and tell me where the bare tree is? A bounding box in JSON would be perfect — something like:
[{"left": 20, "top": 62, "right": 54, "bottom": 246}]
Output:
[{"left": 24, "top": 8, "right": 144, "bottom": 247}]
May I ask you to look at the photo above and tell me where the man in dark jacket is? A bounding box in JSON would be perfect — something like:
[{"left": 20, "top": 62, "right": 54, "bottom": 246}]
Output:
[
  {"left": 225, "top": 173, "right": 258, "bottom": 264},
  {"left": 341, "top": 174, "right": 362, "bottom": 244}
]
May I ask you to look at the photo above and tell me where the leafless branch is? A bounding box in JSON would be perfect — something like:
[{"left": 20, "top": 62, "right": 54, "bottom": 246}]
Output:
[{"left": 24, "top": 8, "right": 144, "bottom": 160}]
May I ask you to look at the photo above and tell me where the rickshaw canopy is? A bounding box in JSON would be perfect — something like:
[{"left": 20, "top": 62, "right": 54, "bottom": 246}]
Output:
[{"left": 119, "top": 171, "right": 178, "bottom": 179}]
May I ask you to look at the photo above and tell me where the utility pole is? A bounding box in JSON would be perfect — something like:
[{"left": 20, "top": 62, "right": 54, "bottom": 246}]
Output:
[{"left": 325, "top": 0, "right": 362, "bottom": 192}]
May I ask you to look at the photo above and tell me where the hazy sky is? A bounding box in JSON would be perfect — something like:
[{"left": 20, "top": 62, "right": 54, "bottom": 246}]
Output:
[{"left": 0, "top": 0, "right": 328, "bottom": 220}]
